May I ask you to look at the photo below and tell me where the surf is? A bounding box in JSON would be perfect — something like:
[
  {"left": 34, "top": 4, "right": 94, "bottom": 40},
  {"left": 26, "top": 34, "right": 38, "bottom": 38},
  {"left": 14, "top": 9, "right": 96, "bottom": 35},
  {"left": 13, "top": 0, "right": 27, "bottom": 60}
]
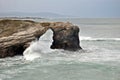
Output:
[
  {"left": 23, "top": 29, "right": 54, "bottom": 61},
  {"left": 80, "top": 36, "right": 120, "bottom": 41}
]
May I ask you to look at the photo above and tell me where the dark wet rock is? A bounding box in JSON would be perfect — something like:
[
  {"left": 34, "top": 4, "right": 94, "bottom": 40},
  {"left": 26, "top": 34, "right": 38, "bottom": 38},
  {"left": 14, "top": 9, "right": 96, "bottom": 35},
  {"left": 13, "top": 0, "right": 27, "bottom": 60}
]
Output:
[{"left": 50, "top": 22, "right": 82, "bottom": 51}]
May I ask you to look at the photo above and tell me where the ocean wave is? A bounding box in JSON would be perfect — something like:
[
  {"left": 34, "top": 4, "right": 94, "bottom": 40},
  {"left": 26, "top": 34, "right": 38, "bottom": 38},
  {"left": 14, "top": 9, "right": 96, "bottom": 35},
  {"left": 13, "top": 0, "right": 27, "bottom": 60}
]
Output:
[
  {"left": 80, "top": 36, "right": 120, "bottom": 41},
  {"left": 23, "top": 41, "right": 41, "bottom": 61}
]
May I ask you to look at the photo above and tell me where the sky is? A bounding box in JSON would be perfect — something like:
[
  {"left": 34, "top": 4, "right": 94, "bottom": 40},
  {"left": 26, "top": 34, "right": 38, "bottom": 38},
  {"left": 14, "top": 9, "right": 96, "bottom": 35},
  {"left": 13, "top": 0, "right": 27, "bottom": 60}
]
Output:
[{"left": 0, "top": 0, "right": 120, "bottom": 18}]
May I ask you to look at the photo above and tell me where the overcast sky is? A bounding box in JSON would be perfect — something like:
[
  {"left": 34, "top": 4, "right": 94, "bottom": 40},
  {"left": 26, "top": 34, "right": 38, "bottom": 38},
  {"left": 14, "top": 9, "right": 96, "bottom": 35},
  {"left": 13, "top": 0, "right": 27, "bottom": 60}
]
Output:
[{"left": 0, "top": 0, "right": 120, "bottom": 18}]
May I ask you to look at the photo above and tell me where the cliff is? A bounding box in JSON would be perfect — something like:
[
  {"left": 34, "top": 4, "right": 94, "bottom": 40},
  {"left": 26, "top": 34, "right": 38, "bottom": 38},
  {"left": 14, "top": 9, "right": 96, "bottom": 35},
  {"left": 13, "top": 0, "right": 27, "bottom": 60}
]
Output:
[{"left": 0, "top": 19, "right": 81, "bottom": 58}]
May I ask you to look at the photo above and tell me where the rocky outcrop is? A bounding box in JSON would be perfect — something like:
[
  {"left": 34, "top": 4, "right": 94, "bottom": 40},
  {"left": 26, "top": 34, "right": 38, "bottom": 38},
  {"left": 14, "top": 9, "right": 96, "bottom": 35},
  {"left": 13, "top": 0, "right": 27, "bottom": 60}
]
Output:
[
  {"left": 50, "top": 22, "right": 82, "bottom": 50},
  {"left": 0, "top": 20, "right": 48, "bottom": 58},
  {"left": 0, "top": 19, "right": 82, "bottom": 58}
]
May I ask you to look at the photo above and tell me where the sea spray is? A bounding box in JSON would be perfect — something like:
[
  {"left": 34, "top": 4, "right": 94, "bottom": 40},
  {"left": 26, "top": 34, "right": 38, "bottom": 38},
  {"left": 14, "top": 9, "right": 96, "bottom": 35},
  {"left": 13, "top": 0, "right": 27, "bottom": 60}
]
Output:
[
  {"left": 23, "top": 35, "right": 120, "bottom": 61},
  {"left": 23, "top": 29, "right": 54, "bottom": 61},
  {"left": 23, "top": 40, "right": 41, "bottom": 61}
]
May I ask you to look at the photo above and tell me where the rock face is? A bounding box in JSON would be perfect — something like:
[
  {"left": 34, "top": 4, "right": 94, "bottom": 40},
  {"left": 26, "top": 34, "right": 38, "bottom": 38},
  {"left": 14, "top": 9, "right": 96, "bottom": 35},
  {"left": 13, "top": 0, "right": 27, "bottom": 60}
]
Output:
[
  {"left": 0, "top": 19, "right": 82, "bottom": 58},
  {"left": 50, "top": 22, "right": 82, "bottom": 50},
  {"left": 0, "top": 20, "right": 48, "bottom": 58}
]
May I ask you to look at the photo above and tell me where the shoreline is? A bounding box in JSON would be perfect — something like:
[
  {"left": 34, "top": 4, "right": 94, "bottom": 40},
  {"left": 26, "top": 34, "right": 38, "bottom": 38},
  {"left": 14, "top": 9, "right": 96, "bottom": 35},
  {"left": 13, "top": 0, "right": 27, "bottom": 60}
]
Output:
[{"left": 0, "top": 19, "right": 81, "bottom": 58}]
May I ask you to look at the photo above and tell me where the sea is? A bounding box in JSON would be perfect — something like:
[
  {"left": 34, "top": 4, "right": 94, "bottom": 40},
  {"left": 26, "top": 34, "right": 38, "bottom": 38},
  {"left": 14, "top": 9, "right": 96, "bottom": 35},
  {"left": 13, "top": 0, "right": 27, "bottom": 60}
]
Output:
[{"left": 0, "top": 18, "right": 120, "bottom": 80}]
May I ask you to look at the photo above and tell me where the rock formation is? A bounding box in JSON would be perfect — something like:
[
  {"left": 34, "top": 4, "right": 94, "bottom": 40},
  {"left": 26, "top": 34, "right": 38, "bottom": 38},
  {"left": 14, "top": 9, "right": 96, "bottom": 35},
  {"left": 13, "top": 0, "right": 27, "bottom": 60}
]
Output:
[
  {"left": 0, "top": 20, "right": 48, "bottom": 58},
  {"left": 50, "top": 22, "right": 82, "bottom": 50},
  {"left": 0, "top": 19, "right": 82, "bottom": 58}
]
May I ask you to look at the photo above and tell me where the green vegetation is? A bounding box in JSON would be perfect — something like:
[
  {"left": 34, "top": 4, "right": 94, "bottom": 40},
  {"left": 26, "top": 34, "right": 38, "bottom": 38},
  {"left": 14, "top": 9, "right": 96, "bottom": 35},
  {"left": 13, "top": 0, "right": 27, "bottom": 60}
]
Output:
[
  {"left": 40, "top": 22, "right": 51, "bottom": 27},
  {"left": 0, "top": 19, "right": 35, "bottom": 37}
]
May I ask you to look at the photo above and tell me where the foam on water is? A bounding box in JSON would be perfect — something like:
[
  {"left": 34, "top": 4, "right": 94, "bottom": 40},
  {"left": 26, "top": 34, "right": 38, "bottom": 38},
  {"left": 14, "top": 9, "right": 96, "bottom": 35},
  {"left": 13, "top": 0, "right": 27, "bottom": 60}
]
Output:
[
  {"left": 23, "top": 29, "right": 54, "bottom": 61},
  {"left": 80, "top": 36, "right": 120, "bottom": 41},
  {"left": 1, "top": 38, "right": 120, "bottom": 80},
  {"left": 1, "top": 18, "right": 120, "bottom": 80},
  {"left": 23, "top": 42, "right": 120, "bottom": 62},
  {"left": 23, "top": 41, "right": 41, "bottom": 61},
  {"left": 23, "top": 33, "right": 120, "bottom": 61}
]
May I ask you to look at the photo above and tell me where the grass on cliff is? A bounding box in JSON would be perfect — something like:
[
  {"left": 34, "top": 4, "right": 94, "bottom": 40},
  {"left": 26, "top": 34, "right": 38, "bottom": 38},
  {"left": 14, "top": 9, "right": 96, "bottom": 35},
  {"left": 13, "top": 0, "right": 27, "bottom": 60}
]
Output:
[
  {"left": 0, "top": 19, "right": 35, "bottom": 37},
  {"left": 40, "top": 22, "right": 51, "bottom": 27},
  {"left": 0, "top": 19, "right": 52, "bottom": 38}
]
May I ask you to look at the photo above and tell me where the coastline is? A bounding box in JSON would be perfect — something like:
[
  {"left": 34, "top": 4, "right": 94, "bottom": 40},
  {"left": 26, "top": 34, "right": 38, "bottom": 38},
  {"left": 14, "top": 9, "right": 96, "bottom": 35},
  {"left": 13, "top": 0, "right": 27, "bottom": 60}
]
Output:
[{"left": 0, "top": 19, "right": 81, "bottom": 58}]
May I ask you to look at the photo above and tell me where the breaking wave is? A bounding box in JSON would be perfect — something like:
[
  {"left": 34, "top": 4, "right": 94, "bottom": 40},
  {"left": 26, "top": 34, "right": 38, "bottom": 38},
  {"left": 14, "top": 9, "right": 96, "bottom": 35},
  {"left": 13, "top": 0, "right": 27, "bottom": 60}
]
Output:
[
  {"left": 23, "top": 29, "right": 120, "bottom": 61},
  {"left": 80, "top": 36, "right": 120, "bottom": 41},
  {"left": 23, "top": 29, "right": 54, "bottom": 61}
]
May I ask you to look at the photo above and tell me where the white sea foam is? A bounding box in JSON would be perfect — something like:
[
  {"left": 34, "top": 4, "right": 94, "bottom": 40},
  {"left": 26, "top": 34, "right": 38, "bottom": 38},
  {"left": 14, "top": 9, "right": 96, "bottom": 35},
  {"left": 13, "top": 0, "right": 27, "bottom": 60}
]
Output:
[
  {"left": 23, "top": 29, "right": 54, "bottom": 61},
  {"left": 80, "top": 36, "right": 120, "bottom": 41},
  {"left": 80, "top": 36, "right": 92, "bottom": 40},
  {"left": 23, "top": 35, "right": 120, "bottom": 61},
  {"left": 23, "top": 41, "right": 41, "bottom": 61}
]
